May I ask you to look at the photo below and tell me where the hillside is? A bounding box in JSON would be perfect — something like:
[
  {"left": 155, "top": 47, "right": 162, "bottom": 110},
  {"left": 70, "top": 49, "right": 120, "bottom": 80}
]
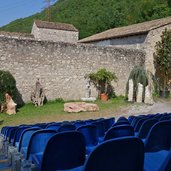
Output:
[{"left": 0, "top": 0, "right": 171, "bottom": 39}]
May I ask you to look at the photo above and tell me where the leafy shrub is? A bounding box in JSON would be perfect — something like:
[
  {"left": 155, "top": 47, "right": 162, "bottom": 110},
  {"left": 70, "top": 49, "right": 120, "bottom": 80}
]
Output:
[{"left": 0, "top": 70, "right": 17, "bottom": 103}]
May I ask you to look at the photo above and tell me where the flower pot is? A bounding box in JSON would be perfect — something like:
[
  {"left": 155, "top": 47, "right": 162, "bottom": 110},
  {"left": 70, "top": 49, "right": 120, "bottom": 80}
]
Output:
[
  {"left": 159, "top": 90, "right": 170, "bottom": 98},
  {"left": 100, "top": 93, "right": 108, "bottom": 101}
]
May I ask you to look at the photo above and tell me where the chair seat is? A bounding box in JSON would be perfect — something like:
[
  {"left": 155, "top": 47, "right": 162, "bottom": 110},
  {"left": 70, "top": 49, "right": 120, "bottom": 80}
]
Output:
[
  {"left": 21, "top": 147, "right": 28, "bottom": 157},
  {"left": 56, "top": 166, "right": 83, "bottom": 171},
  {"left": 32, "top": 152, "right": 43, "bottom": 165},
  {"left": 144, "top": 150, "right": 169, "bottom": 171}
]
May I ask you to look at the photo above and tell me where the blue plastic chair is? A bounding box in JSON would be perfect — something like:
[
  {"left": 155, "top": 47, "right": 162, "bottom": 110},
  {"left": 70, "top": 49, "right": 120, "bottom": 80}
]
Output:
[
  {"left": 158, "top": 151, "right": 171, "bottom": 171},
  {"left": 131, "top": 116, "right": 144, "bottom": 128},
  {"left": 104, "top": 125, "right": 134, "bottom": 141},
  {"left": 134, "top": 118, "right": 149, "bottom": 132},
  {"left": 81, "top": 137, "right": 144, "bottom": 171},
  {"left": 144, "top": 150, "right": 171, "bottom": 171},
  {"left": 92, "top": 121, "right": 105, "bottom": 142},
  {"left": 57, "top": 124, "right": 76, "bottom": 132},
  {"left": 74, "top": 121, "right": 86, "bottom": 128},
  {"left": 26, "top": 129, "right": 56, "bottom": 161},
  {"left": 102, "top": 118, "right": 115, "bottom": 131},
  {"left": 5, "top": 126, "right": 18, "bottom": 141},
  {"left": 46, "top": 123, "right": 61, "bottom": 131},
  {"left": 8, "top": 127, "right": 18, "bottom": 143},
  {"left": 144, "top": 121, "right": 171, "bottom": 152},
  {"left": 128, "top": 115, "right": 136, "bottom": 124},
  {"left": 112, "top": 120, "right": 130, "bottom": 127},
  {"left": 33, "top": 131, "right": 86, "bottom": 171},
  {"left": 13, "top": 126, "right": 30, "bottom": 147},
  {"left": 77, "top": 125, "right": 98, "bottom": 154},
  {"left": 18, "top": 127, "right": 41, "bottom": 154},
  {"left": 143, "top": 120, "right": 171, "bottom": 171},
  {"left": 137, "top": 119, "right": 158, "bottom": 139},
  {"left": 117, "top": 116, "right": 128, "bottom": 122}
]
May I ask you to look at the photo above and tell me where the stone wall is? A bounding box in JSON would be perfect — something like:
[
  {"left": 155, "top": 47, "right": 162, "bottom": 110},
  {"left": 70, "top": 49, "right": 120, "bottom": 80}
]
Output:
[
  {"left": 31, "top": 23, "right": 78, "bottom": 43},
  {"left": 89, "top": 34, "right": 146, "bottom": 49},
  {"left": 0, "top": 36, "right": 145, "bottom": 104}
]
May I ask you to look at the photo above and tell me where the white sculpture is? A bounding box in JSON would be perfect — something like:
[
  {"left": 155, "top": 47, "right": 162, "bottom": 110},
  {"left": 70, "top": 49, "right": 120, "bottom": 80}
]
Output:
[
  {"left": 144, "top": 85, "right": 154, "bottom": 105},
  {"left": 136, "top": 83, "right": 143, "bottom": 103},
  {"left": 5, "top": 93, "right": 17, "bottom": 115},
  {"left": 128, "top": 79, "right": 134, "bottom": 102},
  {"left": 31, "top": 78, "right": 45, "bottom": 107}
]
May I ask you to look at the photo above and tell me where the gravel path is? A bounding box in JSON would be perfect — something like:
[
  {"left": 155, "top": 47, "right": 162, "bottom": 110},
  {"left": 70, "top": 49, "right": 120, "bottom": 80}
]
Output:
[{"left": 121, "top": 100, "right": 171, "bottom": 118}]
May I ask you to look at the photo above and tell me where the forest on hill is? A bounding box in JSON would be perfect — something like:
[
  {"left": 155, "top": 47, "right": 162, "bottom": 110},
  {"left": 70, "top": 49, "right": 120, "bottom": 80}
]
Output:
[{"left": 0, "top": 0, "right": 171, "bottom": 39}]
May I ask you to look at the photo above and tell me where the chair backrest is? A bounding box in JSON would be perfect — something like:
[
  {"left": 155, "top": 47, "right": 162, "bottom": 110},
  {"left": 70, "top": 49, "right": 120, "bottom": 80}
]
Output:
[
  {"left": 138, "top": 119, "right": 158, "bottom": 139},
  {"left": 77, "top": 125, "right": 98, "bottom": 146},
  {"left": 1, "top": 126, "right": 8, "bottom": 135},
  {"left": 74, "top": 121, "right": 86, "bottom": 128},
  {"left": 5, "top": 126, "right": 17, "bottom": 141},
  {"left": 18, "top": 127, "right": 41, "bottom": 152},
  {"left": 82, "top": 137, "right": 144, "bottom": 171},
  {"left": 104, "top": 125, "right": 134, "bottom": 141},
  {"left": 92, "top": 121, "right": 105, "bottom": 137},
  {"left": 134, "top": 118, "right": 148, "bottom": 132},
  {"left": 46, "top": 123, "right": 61, "bottom": 131},
  {"left": 131, "top": 116, "right": 143, "bottom": 128},
  {"left": 145, "top": 121, "right": 171, "bottom": 152},
  {"left": 113, "top": 121, "right": 130, "bottom": 127},
  {"left": 117, "top": 116, "right": 128, "bottom": 122},
  {"left": 57, "top": 124, "right": 76, "bottom": 132},
  {"left": 102, "top": 118, "right": 115, "bottom": 131},
  {"left": 26, "top": 130, "right": 56, "bottom": 160},
  {"left": 13, "top": 126, "right": 30, "bottom": 146},
  {"left": 128, "top": 115, "right": 136, "bottom": 124},
  {"left": 40, "top": 131, "right": 86, "bottom": 171},
  {"left": 9, "top": 127, "right": 18, "bottom": 143}
]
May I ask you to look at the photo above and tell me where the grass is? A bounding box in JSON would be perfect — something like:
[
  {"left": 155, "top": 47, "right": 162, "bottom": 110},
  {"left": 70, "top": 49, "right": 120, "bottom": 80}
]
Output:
[{"left": 0, "top": 96, "right": 129, "bottom": 128}]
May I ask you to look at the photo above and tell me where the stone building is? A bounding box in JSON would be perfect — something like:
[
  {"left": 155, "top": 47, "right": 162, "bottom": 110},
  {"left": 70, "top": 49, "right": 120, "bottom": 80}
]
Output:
[
  {"left": 32, "top": 20, "right": 78, "bottom": 43},
  {"left": 79, "top": 16, "right": 171, "bottom": 74}
]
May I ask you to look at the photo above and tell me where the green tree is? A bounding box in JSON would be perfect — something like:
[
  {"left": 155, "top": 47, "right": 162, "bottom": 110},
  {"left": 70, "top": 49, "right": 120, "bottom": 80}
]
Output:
[
  {"left": 154, "top": 29, "right": 171, "bottom": 91},
  {"left": 0, "top": 70, "right": 17, "bottom": 104},
  {"left": 126, "top": 66, "right": 148, "bottom": 101}
]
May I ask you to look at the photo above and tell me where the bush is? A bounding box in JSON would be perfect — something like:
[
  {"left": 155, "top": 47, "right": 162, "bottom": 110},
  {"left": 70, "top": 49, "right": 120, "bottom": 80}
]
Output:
[
  {"left": 88, "top": 68, "right": 118, "bottom": 96},
  {"left": 0, "top": 70, "right": 17, "bottom": 104}
]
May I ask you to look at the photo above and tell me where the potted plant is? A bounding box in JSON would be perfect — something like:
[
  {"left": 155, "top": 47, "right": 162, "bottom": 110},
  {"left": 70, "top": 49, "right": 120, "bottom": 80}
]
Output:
[
  {"left": 88, "top": 68, "right": 117, "bottom": 101},
  {"left": 154, "top": 29, "right": 171, "bottom": 98}
]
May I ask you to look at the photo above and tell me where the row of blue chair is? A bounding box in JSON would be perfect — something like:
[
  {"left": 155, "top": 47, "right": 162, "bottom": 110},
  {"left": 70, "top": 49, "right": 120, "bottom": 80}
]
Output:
[{"left": 2, "top": 113, "right": 171, "bottom": 170}]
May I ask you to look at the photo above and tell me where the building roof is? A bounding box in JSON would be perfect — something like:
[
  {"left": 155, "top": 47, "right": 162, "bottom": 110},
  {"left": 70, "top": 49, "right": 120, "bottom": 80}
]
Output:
[
  {"left": 79, "top": 16, "right": 171, "bottom": 43},
  {"left": 34, "top": 20, "right": 78, "bottom": 32}
]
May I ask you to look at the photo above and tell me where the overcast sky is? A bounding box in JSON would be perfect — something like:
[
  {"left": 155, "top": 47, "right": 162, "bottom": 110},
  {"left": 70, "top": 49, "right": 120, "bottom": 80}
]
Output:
[{"left": 0, "top": 0, "right": 56, "bottom": 27}]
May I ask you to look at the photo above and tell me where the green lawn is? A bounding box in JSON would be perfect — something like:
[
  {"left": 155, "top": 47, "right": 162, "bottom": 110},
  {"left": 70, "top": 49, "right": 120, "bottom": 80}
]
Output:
[{"left": 0, "top": 97, "right": 129, "bottom": 128}]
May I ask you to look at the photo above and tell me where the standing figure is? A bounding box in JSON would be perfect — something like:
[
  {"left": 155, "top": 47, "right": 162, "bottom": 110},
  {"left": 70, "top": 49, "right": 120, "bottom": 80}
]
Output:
[{"left": 85, "top": 78, "right": 91, "bottom": 98}]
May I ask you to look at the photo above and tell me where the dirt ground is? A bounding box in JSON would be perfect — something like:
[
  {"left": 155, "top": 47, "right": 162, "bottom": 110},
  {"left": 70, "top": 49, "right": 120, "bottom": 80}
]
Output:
[{"left": 119, "top": 99, "right": 171, "bottom": 119}]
